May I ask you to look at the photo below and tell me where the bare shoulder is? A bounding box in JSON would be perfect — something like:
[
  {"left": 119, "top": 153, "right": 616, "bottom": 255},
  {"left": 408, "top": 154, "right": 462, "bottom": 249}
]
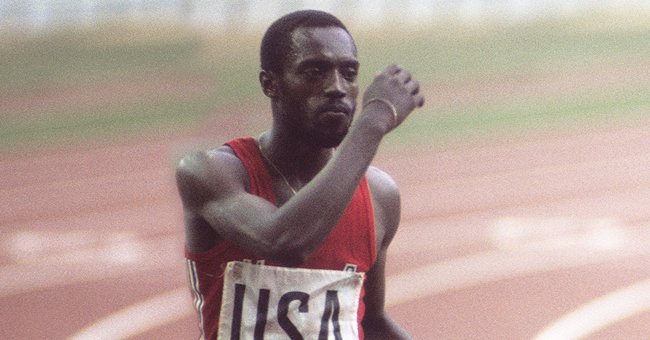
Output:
[
  {"left": 366, "top": 166, "right": 401, "bottom": 247},
  {"left": 176, "top": 146, "right": 237, "bottom": 177},
  {"left": 175, "top": 146, "right": 248, "bottom": 208},
  {"left": 366, "top": 165, "right": 400, "bottom": 207}
]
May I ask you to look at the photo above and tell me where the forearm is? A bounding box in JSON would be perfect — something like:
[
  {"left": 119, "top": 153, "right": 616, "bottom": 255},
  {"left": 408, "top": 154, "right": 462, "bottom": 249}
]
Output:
[{"left": 268, "top": 112, "right": 390, "bottom": 262}]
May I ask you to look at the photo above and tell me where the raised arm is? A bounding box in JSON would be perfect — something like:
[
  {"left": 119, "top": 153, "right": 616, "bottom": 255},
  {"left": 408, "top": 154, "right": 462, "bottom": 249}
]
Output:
[{"left": 176, "top": 65, "right": 423, "bottom": 266}]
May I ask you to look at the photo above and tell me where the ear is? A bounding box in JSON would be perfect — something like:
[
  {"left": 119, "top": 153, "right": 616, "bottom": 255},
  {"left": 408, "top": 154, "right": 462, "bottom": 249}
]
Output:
[{"left": 259, "top": 70, "right": 279, "bottom": 98}]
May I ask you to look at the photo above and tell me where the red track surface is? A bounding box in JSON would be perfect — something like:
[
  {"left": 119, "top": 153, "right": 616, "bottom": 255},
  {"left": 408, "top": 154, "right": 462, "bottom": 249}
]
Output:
[{"left": 2, "top": 117, "right": 650, "bottom": 339}]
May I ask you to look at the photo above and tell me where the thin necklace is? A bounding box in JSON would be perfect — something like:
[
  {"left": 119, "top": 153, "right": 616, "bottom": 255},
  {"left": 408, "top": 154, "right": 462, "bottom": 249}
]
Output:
[{"left": 256, "top": 138, "right": 298, "bottom": 195}]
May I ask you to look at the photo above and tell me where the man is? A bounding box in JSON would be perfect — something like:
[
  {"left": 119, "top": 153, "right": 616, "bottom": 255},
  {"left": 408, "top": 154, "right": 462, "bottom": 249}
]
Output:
[{"left": 177, "top": 10, "right": 424, "bottom": 339}]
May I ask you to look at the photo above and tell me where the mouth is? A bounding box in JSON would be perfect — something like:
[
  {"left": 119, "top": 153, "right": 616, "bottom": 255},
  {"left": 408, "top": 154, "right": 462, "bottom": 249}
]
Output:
[
  {"left": 318, "top": 105, "right": 351, "bottom": 130},
  {"left": 320, "top": 111, "right": 347, "bottom": 129},
  {"left": 322, "top": 110, "right": 347, "bottom": 118},
  {"left": 320, "top": 103, "right": 352, "bottom": 116}
]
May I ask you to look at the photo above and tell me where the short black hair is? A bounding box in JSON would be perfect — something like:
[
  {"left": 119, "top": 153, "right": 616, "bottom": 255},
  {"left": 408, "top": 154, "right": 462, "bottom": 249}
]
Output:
[{"left": 260, "top": 10, "right": 353, "bottom": 73}]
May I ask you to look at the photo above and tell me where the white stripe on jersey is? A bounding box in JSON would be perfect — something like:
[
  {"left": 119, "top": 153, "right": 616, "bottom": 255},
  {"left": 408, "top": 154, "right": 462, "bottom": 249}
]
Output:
[{"left": 186, "top": 259, "right": 206, "bottom": 340}]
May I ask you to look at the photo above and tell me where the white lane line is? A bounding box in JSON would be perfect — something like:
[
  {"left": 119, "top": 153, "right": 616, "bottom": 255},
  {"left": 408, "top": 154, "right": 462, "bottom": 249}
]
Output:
[
  {"left": 73, "top": 245, "right": 650, "bottom": 340},
  {"left": 385, "top": 248, "right": 625, "bottom": 307},
  {"left": 69, "top": 287, "right": 192, "bottom": 340},
  {"left": 63, "top": 218, "right": 648, "bottom": 338},
  {"left": 4, "top": 229, "right": 139, "bottom": 261},
  {"left": 533, "top": 278, "right": 650, "bottom": 340},
  {"left": 385, "top": 228, "right": 650, "bottom": 307},
  {"left": 488, "top": 217, "right": 628, "bottom": 251},
  {"left": 0, "top": 234, "right": 181, "bottom": 298}
]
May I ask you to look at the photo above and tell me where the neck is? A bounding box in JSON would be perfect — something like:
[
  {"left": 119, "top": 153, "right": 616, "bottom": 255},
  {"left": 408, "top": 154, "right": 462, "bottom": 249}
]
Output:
[{"left": 258, "top": 129, "right": 334, "bottom": 186}]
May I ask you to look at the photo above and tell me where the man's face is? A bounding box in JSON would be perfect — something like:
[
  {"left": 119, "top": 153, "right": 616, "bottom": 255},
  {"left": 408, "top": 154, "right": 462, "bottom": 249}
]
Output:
[{"left": 276, "top": 26, "right": 359, "bottom": 148}]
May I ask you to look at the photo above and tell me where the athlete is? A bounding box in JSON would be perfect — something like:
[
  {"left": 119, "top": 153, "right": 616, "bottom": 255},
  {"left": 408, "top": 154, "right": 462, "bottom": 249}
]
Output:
[{"left": 177, "top": 10, "right": 424, "bottom": 339}]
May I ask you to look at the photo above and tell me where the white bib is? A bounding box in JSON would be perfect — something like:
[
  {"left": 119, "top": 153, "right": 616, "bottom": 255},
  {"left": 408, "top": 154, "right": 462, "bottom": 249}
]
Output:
[{"left": 218, "top": 261, "right": 364, "bottom": 340}]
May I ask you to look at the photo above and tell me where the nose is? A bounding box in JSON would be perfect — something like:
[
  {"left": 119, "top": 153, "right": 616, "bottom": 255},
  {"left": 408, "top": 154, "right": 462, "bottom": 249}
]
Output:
[{"left": 324, "top": 70, "right": 346, "bottom": 98}]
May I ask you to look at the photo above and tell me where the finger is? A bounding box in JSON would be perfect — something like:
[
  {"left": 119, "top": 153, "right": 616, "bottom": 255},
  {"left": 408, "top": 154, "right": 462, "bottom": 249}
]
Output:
[
  {"left": 407, "top": 80, "right": 420, "bottom": 95},
  {"left": 415, "top": 94, "right": 425, "bottom": 108},
  {"left": 384, "top": 64, "right": 401, "bottom": 75},
  {"left": 396, "top": 70, "right": 412, "bottom": 84}
]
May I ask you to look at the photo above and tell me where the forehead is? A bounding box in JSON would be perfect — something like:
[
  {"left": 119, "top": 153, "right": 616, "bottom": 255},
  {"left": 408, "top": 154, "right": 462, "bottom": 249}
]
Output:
[{"left": 288, "top": 26, "right": 358, "bottom": 65}]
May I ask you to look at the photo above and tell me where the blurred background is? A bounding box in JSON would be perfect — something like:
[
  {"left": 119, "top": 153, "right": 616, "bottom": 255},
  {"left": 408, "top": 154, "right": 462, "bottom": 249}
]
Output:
[
  {"left": 2, "top": 0, "right": 650, "bottom": 151},
  {"left": 2, "top": 1, "right": 650, "bottom": 339}
]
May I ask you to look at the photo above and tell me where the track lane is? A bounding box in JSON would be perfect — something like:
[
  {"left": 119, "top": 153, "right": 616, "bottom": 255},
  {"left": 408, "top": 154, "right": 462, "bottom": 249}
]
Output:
[{"left": 2, "top": 120, "right": 650, "bottom": 339}]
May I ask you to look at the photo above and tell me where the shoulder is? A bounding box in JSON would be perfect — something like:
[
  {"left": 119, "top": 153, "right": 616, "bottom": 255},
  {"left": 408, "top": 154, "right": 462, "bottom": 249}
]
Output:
[
  {"left": 175, "top": 146, "right": 248, "bottom": 207},
  {"left": 366, "top": 166, "right": 400, "bottom": 208},
  {"left": 365, "top": 166, "right": 401, "bottom": 247},
  {"left": 175, "top": 146, "right": 240, "bottom": 183}
]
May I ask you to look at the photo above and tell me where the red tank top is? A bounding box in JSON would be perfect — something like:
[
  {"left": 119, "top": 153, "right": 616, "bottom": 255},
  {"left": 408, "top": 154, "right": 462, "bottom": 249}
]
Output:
[{"left": 185, "top": 137, "right": 377, "bottom": 340}]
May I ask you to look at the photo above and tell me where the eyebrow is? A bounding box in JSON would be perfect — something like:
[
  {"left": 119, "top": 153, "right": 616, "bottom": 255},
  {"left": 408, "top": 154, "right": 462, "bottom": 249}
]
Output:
[{"left": 297, "top": 58, "right": 359, "bottom": 69}]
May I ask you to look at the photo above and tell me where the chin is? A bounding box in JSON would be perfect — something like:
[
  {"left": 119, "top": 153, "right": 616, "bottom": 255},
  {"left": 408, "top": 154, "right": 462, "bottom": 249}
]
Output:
[{"left": 307, "top": 131, "right": 346, "bottom": 148}]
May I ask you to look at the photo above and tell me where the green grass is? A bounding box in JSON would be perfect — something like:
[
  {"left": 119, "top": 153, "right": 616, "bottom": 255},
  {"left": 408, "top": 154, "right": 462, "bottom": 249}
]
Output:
[
  {"left": 0, "top": 24, "right": 203, "bottom": 89},
  {"left": 1, "top": 99, "right": 212, "bottom": 146},
  {"left": 1, "top": 18, "right": 649, "bottom": 151},
  {"left": 356, "top": 22, "right": 650, "bottom": 84},
  {"left": 388, "top": 83, "right": 650, "bottom": 147}
]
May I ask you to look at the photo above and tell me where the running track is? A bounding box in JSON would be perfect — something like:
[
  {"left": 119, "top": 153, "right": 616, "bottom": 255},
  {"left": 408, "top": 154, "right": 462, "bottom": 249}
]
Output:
[{"left": 2, "top": 119, "right": 650, "bottom": 339}]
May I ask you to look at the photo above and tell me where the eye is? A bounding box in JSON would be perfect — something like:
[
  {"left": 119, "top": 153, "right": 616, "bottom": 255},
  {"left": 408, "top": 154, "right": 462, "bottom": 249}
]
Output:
[
  {"left": 303, "top": 67, "right": 324, "bottom": 79},
  {"left": 342, "top": 68, "right": 358, "bottom": 81}
]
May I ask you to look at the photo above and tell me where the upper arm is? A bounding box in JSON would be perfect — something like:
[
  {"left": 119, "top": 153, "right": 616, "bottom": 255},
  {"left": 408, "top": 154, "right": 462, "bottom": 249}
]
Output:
[
  {"left": 175, "top": 148, "right": 279, "bottom": 255},
  {"left": 366, "top": 166, "right": 401, "bottom": 255},
  {"left": 363, "top": 166, "right": 400, "bottom": 315},
  {"left": 362, "top": 166, "right": 411, "bottom": 338}
]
